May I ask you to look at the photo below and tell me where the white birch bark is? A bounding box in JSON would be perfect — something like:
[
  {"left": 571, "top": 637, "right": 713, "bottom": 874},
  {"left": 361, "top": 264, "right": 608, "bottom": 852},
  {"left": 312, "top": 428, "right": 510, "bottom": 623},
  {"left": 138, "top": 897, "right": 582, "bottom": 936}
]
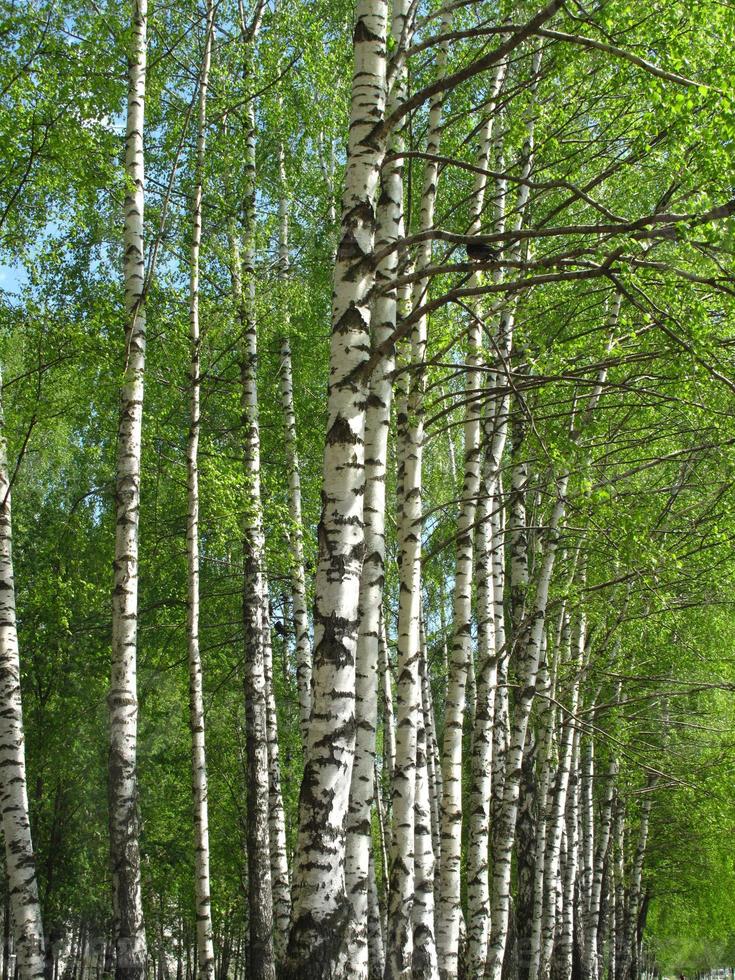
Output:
[
  {"left": 379, "top": 613, "right": 396, "bottom": 784},
  {"left": 185, "top": 4, "right": 214, "bottom": 975},
  {"left": 537, "top": 614, "right": 581, "bottom": 980},
  {"left": 583, "top": 754, "right": 617, "bottom": 980},
  {"left": 0, "top": 373, "right": 45, "bottom": 980},
  {"left": 386, "top": 306, "right": 424, "bottom": 980},
  {"left": 412, "top": 643, "right": 438, "bottom": 980},
  {"left": 555, "top": 730, "right": 580, "bottom": 980},
  {"left": 367, "top": 850, "right": 385, "bottom": 980},
  {"left": 263, "top": 626, "right": 291, "bottom": 964},
  {"left": 578, "top": 735, "right": 595, "bottom": 971},
  {"left": 108, "top": 2, "right": 148, "bottom": 974},
  {"left": 276, "top": 140, "right": 312, "bottom": 750},
  {"left": 232, "top": 44, "right": 274, "bottom": 972},
  {"left": 612, "top": 801, "right": 625, "bottom": 980},
  {"left": 490, "top": 475, "right": 509, "bottom": 829},
  {"left": 486, "top": 479, "right": 568, "bottom": 980},
  {"left": 284, "top": 3, "right": 388, "bottom": 972},
  {"left": 419, "top": 624, "right": 442, "bottom": 867},
  {"left": 525, "top": 655, "right": 557, "bottom": 980},
  {"left": 343, "top": 0, "right": 411, "bottom": 966},
  {"left": 619, "top": 789, "right": 654, "bottom": 980},
  {"left": 466, "top": 493, "right": 495, "bottom": 978}
]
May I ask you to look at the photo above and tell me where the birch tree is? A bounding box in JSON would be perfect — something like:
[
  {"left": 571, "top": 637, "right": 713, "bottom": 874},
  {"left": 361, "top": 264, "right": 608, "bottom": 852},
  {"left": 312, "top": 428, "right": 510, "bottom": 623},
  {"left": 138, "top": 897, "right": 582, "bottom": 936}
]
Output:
[
  {"left": 0, "top": 372, "right": 45, "bottom": 980},
  {"left": 343, "top": 2, "right": 411, "bottom": 971},
  {"left": 108, "top": 2, "right": 148, "bottom": 974},
  {"left": 284, "top": 2, "right": 389, "bottom": 973},
  {"left": 185, "top": 2, "right": 214, "bottom": 975}
]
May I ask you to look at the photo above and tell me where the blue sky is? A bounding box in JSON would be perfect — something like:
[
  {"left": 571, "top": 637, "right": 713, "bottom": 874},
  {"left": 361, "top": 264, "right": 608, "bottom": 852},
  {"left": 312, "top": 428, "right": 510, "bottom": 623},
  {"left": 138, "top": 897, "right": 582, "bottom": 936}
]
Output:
[{"left": 0, "top": 262, "right": 26, "bottom": 296}]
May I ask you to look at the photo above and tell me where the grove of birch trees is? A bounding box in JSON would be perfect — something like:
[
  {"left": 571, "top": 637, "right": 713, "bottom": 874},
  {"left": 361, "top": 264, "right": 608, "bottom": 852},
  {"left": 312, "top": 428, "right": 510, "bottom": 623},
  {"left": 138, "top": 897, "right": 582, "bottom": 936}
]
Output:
[{"left": 3, "top": 0, "right": 735, "bottom": 978}]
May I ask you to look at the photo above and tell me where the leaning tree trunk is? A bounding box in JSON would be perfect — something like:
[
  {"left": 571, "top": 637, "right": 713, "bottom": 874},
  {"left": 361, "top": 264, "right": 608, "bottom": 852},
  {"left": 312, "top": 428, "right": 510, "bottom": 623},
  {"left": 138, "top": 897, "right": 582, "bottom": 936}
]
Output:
[
  {"left": 0, "top": 374, "right": 45, "bottom": 980},
  {"left": 185, "top": 3, "right": 215, "bottom": 976},
  {"left": 108, "top": 2, "right": 148, "bottom": 976},
  {"left": 283, "top": 2, "right": 389, "bottom": 974}
]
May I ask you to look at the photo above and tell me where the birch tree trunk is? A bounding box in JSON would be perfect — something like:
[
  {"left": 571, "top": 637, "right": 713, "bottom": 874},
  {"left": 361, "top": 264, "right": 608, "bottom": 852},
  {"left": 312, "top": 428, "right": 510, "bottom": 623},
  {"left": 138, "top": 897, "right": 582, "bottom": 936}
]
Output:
[
  {"left": 343, "top": 1, "right": 411, "bottom": 967},
  {"left": 385, "top": 308, "right": 425, "bottom": 980},
  {"left": 555, "top": 730, "right": 580, "bottom": 980},
  {"left": 233, "top": 41, "right": 274, "bottom": 973},
  {"left": 412, "top": 644, "right": 438, "bottom": 980},
  {"left": 578, "top": 736, "right": 595, "bottom": 970},
  {"left": 537, "top": 615, "right": 581, "bottom": 980},
  {"left": 583, "top": 755, "right": 617, "bottom": 980},
  {"left": 367, "top": 851, "right": 384, "bottom": 980},
  {"left": 185, "top": 3, "right": 214, "bottom": 976},
  {"left": 379, "top": 614, "right": 396, "bottom": 786},
  {"left": 0, "top": 374, "right": 45, "bottom": 980},
  {"left": 466, "top": 493, "right": 497, "bottom": 978},
  {"left": 284, "top": 3, "right": 388, "bottom": 973},
  {"left": 108, "top": 2, "right": 148, "bottom": 975},
  {"left": 263, "top": 629, "right": 291, "bottom": 964},
  {"left": 419, "top": 626, "right": 442, "bottom": 867},
  {"left": 276, "top": 140, "right": 312, "bottom": 750},
  {"left": 525, "top": 656, "right": 556, "bottom": 980},
  {"left": 619, "top": 789, "right": 655, "bottom": 980}
]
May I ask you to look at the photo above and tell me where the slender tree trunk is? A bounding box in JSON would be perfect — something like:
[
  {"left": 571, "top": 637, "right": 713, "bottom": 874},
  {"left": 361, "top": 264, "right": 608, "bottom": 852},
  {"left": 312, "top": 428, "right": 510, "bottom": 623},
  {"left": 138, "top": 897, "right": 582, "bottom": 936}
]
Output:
[
  {"left": 537, "top": 616, "right": 581, "bottom": 980},
  {"left": 283, "top": 3, "right": 389, "bottom": 974},
  {"left": 276, "top": 141, "right": 312, "bottom": 750},
  {"left": 379, "top": 614, "right": 396, "bottom": 786},
  {"left": 0, "top": 376, "right": 45, "bottom": 980},
  {"left": 185, "top": 5, "right": 215, "bottom": 977},
  {"left": 108, "top": 2, "right": 148, "bottom": 975},
  {"left": 412, "top": 645, "right": 438, "bottom": 980},
  {"left": 583, "top": 755, "right": 617, "bottom": 980},
  {"left": 367, "top": 851, "right": 385, "bottom": 980},
  {"left": 555, "top": 730, "right": 581, "bottom": 980},
  {"left": 612, "top": 803, "right": 625, "bottom": 980},
  {"left": 577, "top": 736, "right": 595, "bottom": 971},
  {"left": 619, "top": 790, "right": 654, "bottom": 980},
  {"left": 385, "top": 305, "right": 425, "bottom": 980},
  {"left": 233, "top": 46, "right": 275, "bottom": 975},
  {"left": 263, "top": 627, "right": 291, "bottom": 963},
  {"left": 466, "top": 494, "right": 497, "bottom": 977},
  {"left": 524, "top": 656, "right": 556, "bottom": 980},
  {"left": 419, "top": 625, "right": 441, "bottom": 868}
]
